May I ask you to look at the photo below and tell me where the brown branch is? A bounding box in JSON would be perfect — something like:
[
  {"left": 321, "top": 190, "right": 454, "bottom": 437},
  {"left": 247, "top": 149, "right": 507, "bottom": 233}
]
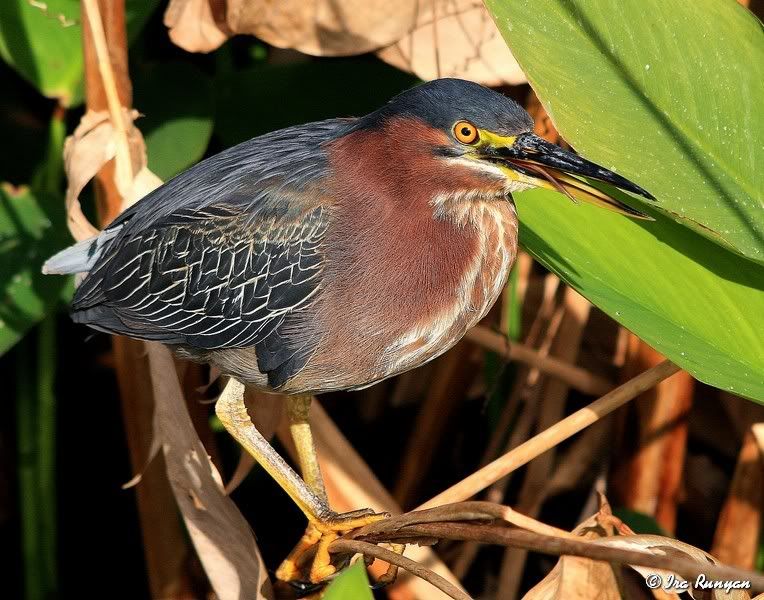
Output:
[
  {"left": 330, "top": 540, "right": 470, "bottom": 600},
  {"left": 465, "top": 325, "right": 613, "bottom": 396},
  {"left": 354, "top": 522, "right": 764, "bottom": 593},
  {"left": 82, "top": 0, "right": 133, "bottom": 184},
  {"left": 352, "top": 502, "right": 572, "bottom": 541},
  {"left": 419, "top": 360, "right": 681, "bottom": 509}
]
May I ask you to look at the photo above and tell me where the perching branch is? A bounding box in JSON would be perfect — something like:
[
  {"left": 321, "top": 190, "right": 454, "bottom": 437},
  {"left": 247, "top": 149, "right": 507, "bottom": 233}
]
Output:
[
  {"left": 333, "top": 502, "right": 764, "bottom": 594},
  {"left": 357, "top": 522, "right": 764, "bottom": 593}
]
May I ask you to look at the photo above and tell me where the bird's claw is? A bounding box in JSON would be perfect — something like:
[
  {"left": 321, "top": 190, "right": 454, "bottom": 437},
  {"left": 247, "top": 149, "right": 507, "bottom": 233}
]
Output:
[{"left": 275, "top": 509, "right": 390, "bottom": 584}]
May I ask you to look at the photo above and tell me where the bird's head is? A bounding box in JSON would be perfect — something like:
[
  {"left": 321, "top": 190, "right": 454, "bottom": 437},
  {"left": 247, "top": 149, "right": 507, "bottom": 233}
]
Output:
[{"left": 340, "top": 78, "right": 654, "bottom": 221}]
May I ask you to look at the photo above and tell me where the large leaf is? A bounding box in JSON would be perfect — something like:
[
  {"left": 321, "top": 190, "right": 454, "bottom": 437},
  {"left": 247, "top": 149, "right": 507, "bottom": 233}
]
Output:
[
  {"left": 0, "top": 184, "right": 70, "bottom": 355},
  {"left": 0, "top": 0, "right": 161, "bottom": 105},
  {"left": 486, "top": 0, "right": 764, "bottom": 263},
  {"left": 515, "top": 188, "right": 764, "bottom": 402},
  {"left": 0, "top": 0, "right": 82, "bottom": 105},
  {"left": 133, "top": 62, "right": 215, "bottom": 180}
]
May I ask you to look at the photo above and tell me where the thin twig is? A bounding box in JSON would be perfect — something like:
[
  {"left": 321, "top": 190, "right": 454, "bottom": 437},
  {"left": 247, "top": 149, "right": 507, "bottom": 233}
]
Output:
[
  {"left": 356, "top": 523, "right": 764, "bottom": 592},
  {"left": 466, "top": 326, "right": 613, "bottom": 396},
  {"left": 419, "top": 360, "right": 681, "bottom": 509},
  {"left": 330, "top": 540, "right": 470, "bottom": 600}
]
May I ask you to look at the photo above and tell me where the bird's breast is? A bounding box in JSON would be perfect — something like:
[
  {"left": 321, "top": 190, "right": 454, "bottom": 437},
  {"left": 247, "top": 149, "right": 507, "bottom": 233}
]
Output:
[
  {"left": 305, "top": 197, "right": 518, "bottom": 391},
  {"left": 376, "top": 200, "right": 519, "bottom": 378}
]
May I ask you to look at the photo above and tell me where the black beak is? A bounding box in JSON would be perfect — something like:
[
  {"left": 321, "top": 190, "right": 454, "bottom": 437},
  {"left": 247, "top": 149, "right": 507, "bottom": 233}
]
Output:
[{"left": 495, "top": 133, "right": 656, "bottom": 219}]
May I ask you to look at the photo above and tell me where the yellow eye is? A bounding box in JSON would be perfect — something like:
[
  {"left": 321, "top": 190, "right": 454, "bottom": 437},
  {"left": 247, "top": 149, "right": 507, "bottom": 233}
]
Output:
[{"left": 453, "top": 121, "right": 479, "bottom": 144}]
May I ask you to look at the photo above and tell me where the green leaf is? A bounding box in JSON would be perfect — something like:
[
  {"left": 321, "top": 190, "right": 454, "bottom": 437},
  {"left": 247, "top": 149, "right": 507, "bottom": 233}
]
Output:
[
  {"left": 215, "top": 58, "right": 418, "bottom": 146},
  {"left": 322, "top": 562, "right": 374, "bottom": 600},
  {"left": 0, "top": 184, "right": 70, "bottom": 355},
  {"left": 134, "top": 62, "right": 215, "bottom": 180},
  {"left": 0, "top": 0, "right": 83, "bottom": 105},
  {"left": 485, "top": 0, "right": 764, "bottom": 263},
  {"left": 0, "top": 0, "right": 161, "bottom": 105},
  {"left": 516, "top": 188, "right": 764, "bottom": 402}
]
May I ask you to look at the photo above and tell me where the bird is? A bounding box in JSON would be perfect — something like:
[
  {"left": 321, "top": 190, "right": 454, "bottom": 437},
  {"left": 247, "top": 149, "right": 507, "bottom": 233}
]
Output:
[{"left": 44, "top": 77, "right": 655, "bottom": 585}]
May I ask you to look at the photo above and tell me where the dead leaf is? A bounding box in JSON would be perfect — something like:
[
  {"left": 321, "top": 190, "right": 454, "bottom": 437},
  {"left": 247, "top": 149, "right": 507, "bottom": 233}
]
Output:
[
  {"left": 63, "top": 111, "right": 115, "bottom": 240},
  {"left": 63, "top": 109, "right": 160, "bottom": 241},
  {"left": 524, "top": 495, "right": 641, "bottom": 600},
  {"left": 164, "top": 0, "right": 230, "bottom": 53},
  {"left": 595, "top": 535, "right": 752, "bottom": 600},
  {"left": 165, "top": 0, "right": 417, "bottom": 56},
  {"left": 163, "top": 0, "right": 525, "bottom": 81},
  {"left": 233, "top": 0, "right": 417, "bottom": 56},
  {"left": 147, "top": 342, "right": 273, "bottom": 600},
  {"left": 377, "top": 0, "right": 526, "bottom": 86}
]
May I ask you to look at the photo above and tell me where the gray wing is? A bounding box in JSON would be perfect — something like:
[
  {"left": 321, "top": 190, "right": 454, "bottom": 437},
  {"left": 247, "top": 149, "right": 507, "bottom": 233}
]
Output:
[{"left": 72, "top": 202, "right": 328, "bottom": 388}]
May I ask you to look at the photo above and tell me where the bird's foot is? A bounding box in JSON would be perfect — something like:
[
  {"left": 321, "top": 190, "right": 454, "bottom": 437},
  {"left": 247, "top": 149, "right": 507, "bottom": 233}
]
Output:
[{"left": 275, "top": 508, "right": 390, "bottom": 584}]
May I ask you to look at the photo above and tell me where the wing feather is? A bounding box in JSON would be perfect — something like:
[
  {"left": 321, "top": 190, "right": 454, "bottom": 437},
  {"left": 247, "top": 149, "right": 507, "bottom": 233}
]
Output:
[
  {"left": 72, "top": 202, "right": 328, "bottom": 387},
  {"left": 68, "top": 120, "right": 349, "bottom": 387}
]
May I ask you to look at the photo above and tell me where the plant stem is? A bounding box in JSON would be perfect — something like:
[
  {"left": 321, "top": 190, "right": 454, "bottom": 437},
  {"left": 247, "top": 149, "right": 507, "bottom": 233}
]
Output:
[
  {"left": 419, "top": 359, "right": 681, "bottom": 509},
  {"left": 37, "top": 316, "right": 57, "bottom": 591},
  {"left": 16, "top": 317, "right": 58, "bottom": 600},
  {"left": 17, "top": 336, "right": 42, "bottom": 600}
]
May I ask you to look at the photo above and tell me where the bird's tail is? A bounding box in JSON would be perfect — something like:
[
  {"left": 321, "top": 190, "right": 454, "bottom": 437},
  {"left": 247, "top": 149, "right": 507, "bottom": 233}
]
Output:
[{"left": 42, "top": 227, "right": 121, "bottom": 274}]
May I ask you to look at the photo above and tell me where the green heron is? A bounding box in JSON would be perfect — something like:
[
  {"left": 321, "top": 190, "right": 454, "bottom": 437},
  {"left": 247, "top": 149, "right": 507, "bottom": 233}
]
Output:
[{"left": 44, "top": 78, "right": 654, "bottom": 584}]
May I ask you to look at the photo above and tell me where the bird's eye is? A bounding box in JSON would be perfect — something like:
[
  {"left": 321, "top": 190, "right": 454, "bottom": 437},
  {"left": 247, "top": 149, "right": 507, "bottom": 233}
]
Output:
[{"left": 453, "top": 121, "right": 479, "bottom": 144}]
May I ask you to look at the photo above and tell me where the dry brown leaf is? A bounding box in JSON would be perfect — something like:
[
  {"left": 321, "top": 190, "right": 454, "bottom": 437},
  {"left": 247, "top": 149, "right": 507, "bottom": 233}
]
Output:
[
  {"left": 595, "top": 535, "right": 753, "bottom": 600},
  {"left": 63, "top": 111, "right": 115, "bottom": 241},
  {"left": 232, "top": 0, "right": 417, "bottom": 56},
  {"left": 63, "top": 109, "right": 161, "bottom": 241},
  {"left": 524, "top": 495, "right": 640, "bottom": 600},
  {"left": 377, "top": 0, "right": 526, "bottom": 86},
  {"left": 146, "top": 342, "right": 273, "bottom": 600},
  {"left": 164, "top": 0, "right": 229, "bottom": 53},
  {"left": 164, "top": 0, "right": 417, "bottom": 56}
]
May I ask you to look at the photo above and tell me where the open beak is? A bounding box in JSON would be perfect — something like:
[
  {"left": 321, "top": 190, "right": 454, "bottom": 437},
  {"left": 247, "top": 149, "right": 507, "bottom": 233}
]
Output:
[{"left": 489, "top": 132, "right": 656, "bottom": 219}]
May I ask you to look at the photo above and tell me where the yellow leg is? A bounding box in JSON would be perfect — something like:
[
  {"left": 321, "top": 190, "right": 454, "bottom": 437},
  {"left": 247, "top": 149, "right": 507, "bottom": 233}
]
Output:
[
  {"left": 214, "top": 379, "right": 387, "bottom": 584},
  {"left": 286, "top": 395, "right": 327, "bottom": 503},
  {"left": 215, "top": 379, "right": 327, "bottom": 520}
]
